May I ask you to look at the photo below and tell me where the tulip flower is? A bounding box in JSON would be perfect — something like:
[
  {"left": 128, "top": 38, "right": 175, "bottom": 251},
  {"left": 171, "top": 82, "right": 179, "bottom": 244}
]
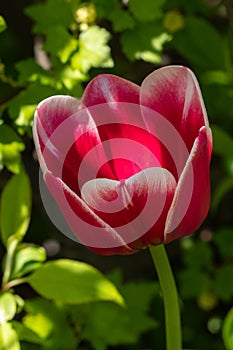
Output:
[
  {"left": 33, "top": 65, "right": 212, "bottom": 255},
  {"left": 33, "top": 65, "right": 212, "bottom": 350}
]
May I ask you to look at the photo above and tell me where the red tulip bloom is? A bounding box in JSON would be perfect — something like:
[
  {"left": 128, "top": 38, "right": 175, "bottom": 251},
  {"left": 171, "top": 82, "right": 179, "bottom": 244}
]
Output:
[{"left": 33, "top": 66, "right": 212, "bottom": 255}]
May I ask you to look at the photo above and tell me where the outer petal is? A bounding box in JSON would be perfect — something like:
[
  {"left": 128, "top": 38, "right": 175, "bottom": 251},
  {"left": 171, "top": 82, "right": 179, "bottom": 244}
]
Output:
[
  {"left": 164, "top": 126, "right": 212, "bottom": 243},
  {"left": 33, "top": 95, "right": 117, "bottom": 193},
  {"left": 33, "top": 95, "right": 80, "bottom": 171},
  {"left": 34, "top": 95, "right": 81, "bottom": 140},
  {"left": 140, "top": 66, "right": 209, "bottom": 152},
  {"left": 81, "top": 167, "right": 176, "bottom": 249},
  {"left": 44, "top": 172, "right": 135, "bottom": 255},
  {"left": 82, "top": 74, "right": 140, "bottom": 107}
]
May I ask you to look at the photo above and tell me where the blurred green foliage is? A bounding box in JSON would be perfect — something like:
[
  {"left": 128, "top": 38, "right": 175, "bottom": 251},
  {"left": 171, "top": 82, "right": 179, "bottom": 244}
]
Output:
[{"left": 0, "top": 0, "right": 233, "bottom": 349}]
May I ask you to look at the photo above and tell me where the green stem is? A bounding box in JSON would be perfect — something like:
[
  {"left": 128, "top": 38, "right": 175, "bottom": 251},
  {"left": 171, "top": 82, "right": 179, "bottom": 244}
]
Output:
[
  {"left": 2, "top": 277, "right": 27, "bottom": 292},
  {"left": 150, "top": 244, "right": 182, "bottom": 350}
]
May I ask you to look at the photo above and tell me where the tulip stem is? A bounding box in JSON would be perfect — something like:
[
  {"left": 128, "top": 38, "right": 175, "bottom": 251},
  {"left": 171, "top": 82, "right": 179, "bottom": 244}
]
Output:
[{"left": 150, "top": 244, "right": 182, "bottom": 350}]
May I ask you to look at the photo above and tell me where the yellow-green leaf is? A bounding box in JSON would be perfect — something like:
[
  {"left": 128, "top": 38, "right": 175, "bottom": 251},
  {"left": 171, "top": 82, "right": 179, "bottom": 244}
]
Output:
[
  {"left": 0, "top": 322, "right": 20, "bottom": 350},
  {"left": 0, "top": 168, "right": 32, "bottom": 246},
  {"left": 0, "top": 293, "right": 16, "bottom": 322},
  {"left": 27, "top": 259, "right": 124, "bottom": 306}
]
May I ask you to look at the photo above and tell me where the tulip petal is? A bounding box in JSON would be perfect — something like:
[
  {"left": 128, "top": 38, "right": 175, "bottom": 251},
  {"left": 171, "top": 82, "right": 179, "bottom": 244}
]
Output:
[
  {"left": 82, "top": 74, "right": 181, "bottom": 180},
  {"left": 33, "top": 95, "right": 80, "bottom": 169},
  {"left": 82, "top": 74, "right": 140, "bottom": 107},
  {"left": 44, "top": 171, "right": 136, "bottom": 255},
  {"left": 164, "top": 126, "right": 212, "bottom": 243},
  {"left": 141, "top": 66, "right": 209, "bottom": 152},
  {"left": 35, "top": 95, "right": 82, "bottom": 139},
  {"left": 82, "top": 79, "right": 173, "bottom": 180},
  {"left": 33, "top": 95, "right": 118, "bottom": 193},
  {"left": 81, "top": 167, "right": 176, "bottom": 249}
]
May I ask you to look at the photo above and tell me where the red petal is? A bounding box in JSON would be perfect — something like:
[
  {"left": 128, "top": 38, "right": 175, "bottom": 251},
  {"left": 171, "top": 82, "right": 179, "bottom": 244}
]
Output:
[
  {"left": 33, "top": 96, "right": 116, "bottom": 193},
  {"left": 33, "top": 96, "right": 80, "bottom": 172},
  {"left": 82, "top": 74, "right": 140, "bottom": 107},
  {"left": 44, "top": 172, "right": 135, "bottom": 255},
  {"left": 164, "top": 126, "right": 212, "bottom": 243},
  {"left": 35, "top": 95, "right": 81, "bottom": 140},
  {"left": 141, "top": 66, "right": 209, "bottom": 152},
  {"left": 81, "top": 167, "right": 176, "bottom": 249},
  {"left": 80, "top": 101, "right": 176, "bottom": 180}
]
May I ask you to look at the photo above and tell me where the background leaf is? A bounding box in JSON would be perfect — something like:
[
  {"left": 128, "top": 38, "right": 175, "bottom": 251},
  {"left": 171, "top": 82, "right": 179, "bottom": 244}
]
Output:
[
  {"left": 211, "top": 176, "right": 233, "bottom": 211},
  {"left": 25, "top": 0, "right": 74, "bottom": 34},
  {"left": 0, "top": 125, "right": 25, "bottom": 173},
  {"left": 129, "top": 0, "right": 165, "bottom": 22},
  {"left": 0, "top": 322, "right": 20, "bottom": 350},
  {"left": 43, "top": 26, "right": 78, "bottom": 64},
  {"left": 8, "top": 84, "right": 57, "bottom": 120},
  {"left": 212, "top": 124, "right": 233, "bottom": 158},
  {"left": 213, "top": 228, "right": 233, "bottom": 260},
  {"left": 69, "top": 276, "right": 158, "bottom": 350},
  {"left": 214, "top": 265, "right": 233, "bottom": 302},
  {"left": 71, "top": 26, "right": 114, "bottom": 73},
  {"left": 21, "top": 298, "right": 76, "bottom": 350},
  {"left": 173, "top": 17, "right": 224, "bottom": 69},
  {"left": 121, "top": 23, "right": 171, "bottom": 63},
  {"left": 10, "top": 244, "right": 46, "bottom": 280},
  {"left": 0, "top": 293, "right": 17, "bottom": 322},
  {"left": 0, "top": 168, "right": 31, "bottom": 246},
  {"left": 27, "top": 259, "right": 124, "bottom": 305},
  {"left": 222, "top": 307, "right": 233, "bottom": 350},
  {"left": 0, "top": 16, "right": 7, "bottom": 33},
  {"left": 178, "top": 268, "right": 210, "bottom": 299},
  {"left": 12, "top": 321, "right": 43, "bottom": 346}
]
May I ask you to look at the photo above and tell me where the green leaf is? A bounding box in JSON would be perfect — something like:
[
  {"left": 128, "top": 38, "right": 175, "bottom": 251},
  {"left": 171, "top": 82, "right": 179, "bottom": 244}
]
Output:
[
  {"left": 0, "top": 16, "right": 7, "bottom": 33},
  {"left": 93, "top": 0, "right": 118, "bottom": 19},
  {"left": 12, "top": 321, "right": 43, "bottom": 345},
  {"left": 201, "top": 70, "right": 231, "bottom": 86},
  {"left": 0, "top": 322, "right": 20, "bottom": 350},
  {"left": 167, "top": 0, "right": 207, "bottom": 15},
  {"left": 211, "top": 176, "right": 233, "bottom": 211},
  {"left": 0, "top": 293, "right": 17, "bottom": 322},
  {"left": 212, "top": 124, "right": 233, "bottom": 158},
  {"left": 0, "top": 168, "right": 32, "bottom": 246},
  {"left": 129, "top": 0, "right": 165, "bottom": 22},
  {"left": 203, "top": 84, "right": 233, "bottom": 124},
  {"left": 8, "top": 83, "right": 57, "bottom": 120},
  {"left": 173, "top": 17, "right": 224, "bottom": 69},
  {"left": 178, "top": 268, "right": 210, "bottom": 299},
  {"left": 25, "top": 0, "right": 74, "bottom": 34},
  {"left": 215, "top": 265, "right": 233, "bottom": 302},
  {"left": 109, "top": 9, "right": 135, "bottom": 32},
  {"left": 15, "top": 105, "right": 37, "bottom": 131},
  {"left": 182, "top": 239, "right": 213, "bottom": 271},
  {"left": 10, "top": 244, "right": 46, "bottom": 280},
  {"left": 0, "top": 125, "right": 25, "bottom": 173},
  {"left": 27, "top": 259, "right": 124, "bottom": 306},
  {"left": 93, "top": 0, "right": 134, "bottom": 32},
  {"left": 21, "top": 298, "right": 76, "bottom": 349},
  {"left": 43, "top": 26, "right": 78, "bottom": 63},
  {"left": 14, "top": 295, "right": 24, "bottom": 314},
  {"left": 121, "top": 23, "right": 171, "bottom": 63},
  {"left": 15, "top": 59, "right": 47, "bottom": 85},
  {"left": 58, "top": 66, "right": 85, "bottom": 90},
  {"left": 69, "top": 278, "right": 158, "bottom": 349},
  {"left": 73, "top": 301, "right": 155, "bottom": 350},
  {"left": 213, "top": 228, "right": 233, "bottom": 259},
  {"left": 222, "top": 307, "right": 233, "bottom": 350},
  {"left": 71, "top": 26, "right": 114, "bottom": 73}
]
